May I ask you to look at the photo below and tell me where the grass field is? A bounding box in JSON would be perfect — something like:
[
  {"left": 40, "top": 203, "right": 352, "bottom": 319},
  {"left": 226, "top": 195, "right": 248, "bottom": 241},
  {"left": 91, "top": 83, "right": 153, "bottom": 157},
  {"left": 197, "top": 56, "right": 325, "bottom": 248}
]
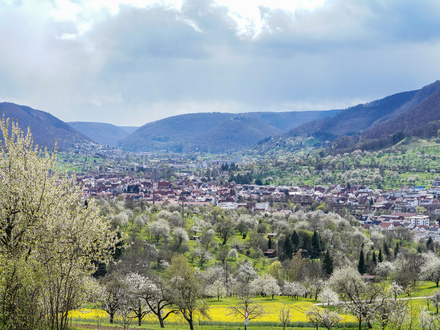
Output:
[
  {"left": 69, "top": 281, "right": 440, "bottom": 330},
  {"left": 69, "top": 296, "right": 357, "bottom": 329}
]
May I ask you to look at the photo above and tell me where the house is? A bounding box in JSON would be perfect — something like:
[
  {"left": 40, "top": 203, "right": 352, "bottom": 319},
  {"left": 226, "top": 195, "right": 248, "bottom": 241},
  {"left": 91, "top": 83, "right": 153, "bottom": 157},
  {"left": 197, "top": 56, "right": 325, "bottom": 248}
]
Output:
[
  {"left": 157, "top": 181, "right": 171, "bottom": 190},
  {"left": 263, "top": 249, "right": 277, "bottom": 258},
  {"left": 378, "top": 222, "right": 394, "bottom": 230},
  {"left": 359, "top": 215, "right": 373, "bottom": 225}
]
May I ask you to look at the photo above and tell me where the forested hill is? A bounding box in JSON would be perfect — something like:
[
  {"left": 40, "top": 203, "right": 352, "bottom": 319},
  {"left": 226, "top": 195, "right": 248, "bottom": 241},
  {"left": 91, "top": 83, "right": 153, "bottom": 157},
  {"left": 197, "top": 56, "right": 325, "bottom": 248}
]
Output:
[
  {"left": 0, "top": 102, "right": 91, "bottom": 150},
  {"left": 69, "top": 122, "right": 131, "bottom": 147},
  {"left": 331, "top": 80, "right": 440, "bottom": 153},
  {"left": 118, "top": 110, "right": 339, "bottom": 152},
  {"left": 186, "top": 117, "right": 283, "bottom": 153},
  {"left": 284, "top": 90, "right": 419, "bottom": 140},
  {"left": 252, "top": 80, "right": 440, "bottom": 154}
]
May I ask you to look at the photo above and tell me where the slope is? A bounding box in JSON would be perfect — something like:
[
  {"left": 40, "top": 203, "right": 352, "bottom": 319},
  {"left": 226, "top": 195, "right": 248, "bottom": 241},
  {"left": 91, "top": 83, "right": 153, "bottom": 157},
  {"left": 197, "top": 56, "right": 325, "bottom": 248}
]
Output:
[
  {"left": 185, "top": 117, "right": 282, "bottom": 153},
  {"left": 332, "top": 85, "right": 440, "bottom": 153},
  {"left": 118, "top": 110, "right": 339, "bottom": 152},
  {"left": 69, "top": 122, "right": 130, "bottom": 147},
  {"left": 0, "top": 102, "right": 90, "bottom": 150},
  {"left": 118, "top": 126, "right": 139, "bottom": 134},
  {"left": 286, "top": 90, "right": 418, "bottom": 139}
]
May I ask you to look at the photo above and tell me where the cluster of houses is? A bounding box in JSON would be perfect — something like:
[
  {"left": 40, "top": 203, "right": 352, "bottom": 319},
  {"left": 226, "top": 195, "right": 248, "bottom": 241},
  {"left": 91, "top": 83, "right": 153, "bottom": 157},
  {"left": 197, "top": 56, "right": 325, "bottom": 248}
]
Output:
[
  {"left": 78, "top": 173, "right": 440, "bottom": 241},
  {"left": 357, "top": 213, "right": 440, "bottom": 240}
]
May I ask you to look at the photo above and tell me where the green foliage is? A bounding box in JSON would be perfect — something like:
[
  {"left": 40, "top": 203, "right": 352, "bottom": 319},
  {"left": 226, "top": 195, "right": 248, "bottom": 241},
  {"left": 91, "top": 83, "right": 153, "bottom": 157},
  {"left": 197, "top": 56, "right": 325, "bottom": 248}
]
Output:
[
  {"left": 0, "top": 117, "right": 120, "bottom": 330},
  {"left": 322, "top": 250, "right": 334, "bottom": 276},
  {"left": 358, "top": 249, "right": 367, "bottom": 275}
]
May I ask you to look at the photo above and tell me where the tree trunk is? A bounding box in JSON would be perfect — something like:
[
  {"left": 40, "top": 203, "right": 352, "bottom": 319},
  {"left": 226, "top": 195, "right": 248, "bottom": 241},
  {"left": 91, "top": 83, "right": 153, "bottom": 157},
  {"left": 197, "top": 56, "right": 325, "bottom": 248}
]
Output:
[
  {"left": 359, "top": 318, "right": 362, "bottom": 330},
  {"left": 189, "top": 319, "right": 194, "bottom": 330},
  {"left": 110, "top": 312, "right": 114, "bottom": 324},
  {"left": 159, "top": 315, "right": 165, "bottom": 328}
]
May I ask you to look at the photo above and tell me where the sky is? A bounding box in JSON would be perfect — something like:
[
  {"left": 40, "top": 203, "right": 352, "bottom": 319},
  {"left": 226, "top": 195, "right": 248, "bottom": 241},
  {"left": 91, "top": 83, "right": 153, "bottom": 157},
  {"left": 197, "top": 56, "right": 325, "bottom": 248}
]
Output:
[{"left": 1, "top": 0, "right": 440, "bottom": 126}]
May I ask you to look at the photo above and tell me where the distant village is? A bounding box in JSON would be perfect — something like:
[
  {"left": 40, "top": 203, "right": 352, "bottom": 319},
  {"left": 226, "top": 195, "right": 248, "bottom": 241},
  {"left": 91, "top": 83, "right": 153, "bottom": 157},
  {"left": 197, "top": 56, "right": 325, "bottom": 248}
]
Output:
[{"left": 78, "top": 165, "right": 440, "bottom": 242}]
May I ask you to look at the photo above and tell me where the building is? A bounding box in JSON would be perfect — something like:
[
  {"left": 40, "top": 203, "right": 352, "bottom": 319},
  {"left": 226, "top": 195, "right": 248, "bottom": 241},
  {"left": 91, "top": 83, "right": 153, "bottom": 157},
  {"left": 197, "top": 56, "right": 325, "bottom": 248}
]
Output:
[{"left": 411, "top": 215, "right": 430, "bottom": 226}]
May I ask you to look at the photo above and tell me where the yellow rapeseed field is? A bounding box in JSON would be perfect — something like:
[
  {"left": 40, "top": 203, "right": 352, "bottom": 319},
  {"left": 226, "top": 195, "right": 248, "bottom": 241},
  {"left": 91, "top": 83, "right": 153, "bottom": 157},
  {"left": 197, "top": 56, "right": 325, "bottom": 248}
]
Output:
[{"left": 70, "top": 302, "right": 355, "bottom": 325}]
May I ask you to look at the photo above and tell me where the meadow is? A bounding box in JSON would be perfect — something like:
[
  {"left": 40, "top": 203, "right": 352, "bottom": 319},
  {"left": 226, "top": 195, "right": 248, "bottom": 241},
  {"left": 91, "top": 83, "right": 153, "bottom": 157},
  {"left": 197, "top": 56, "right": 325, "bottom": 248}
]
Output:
[
  {"left": 69, "top": 296, "right": 358, "bottom": 330},
  {"left": 68, "top": 280, "right": 440, "bottom": 330}
]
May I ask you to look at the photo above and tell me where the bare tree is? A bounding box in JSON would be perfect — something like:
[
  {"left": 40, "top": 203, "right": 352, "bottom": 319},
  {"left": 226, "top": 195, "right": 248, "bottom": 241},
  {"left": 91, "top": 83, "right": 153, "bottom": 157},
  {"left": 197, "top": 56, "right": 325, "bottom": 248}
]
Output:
[
  {"left": 228, "top": 293, "right": 264, "bottom": 329},
  {"left": 278, "top": 304, "right": 291, "bottom": 330}
]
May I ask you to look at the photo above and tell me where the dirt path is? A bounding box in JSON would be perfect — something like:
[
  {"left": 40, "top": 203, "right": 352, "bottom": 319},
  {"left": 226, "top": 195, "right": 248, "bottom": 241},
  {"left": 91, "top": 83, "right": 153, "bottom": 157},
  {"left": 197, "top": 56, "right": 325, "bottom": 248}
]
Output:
[{"left": 314, "top": 295, "right": 433, "bottom": 306}]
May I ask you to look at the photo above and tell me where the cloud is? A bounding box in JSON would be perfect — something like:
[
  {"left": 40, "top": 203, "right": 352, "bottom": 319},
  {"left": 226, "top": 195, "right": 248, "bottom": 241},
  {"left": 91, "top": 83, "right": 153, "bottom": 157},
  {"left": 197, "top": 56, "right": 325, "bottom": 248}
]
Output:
[{"left": 0, "top": 0, "right": 440, "bottom": 126}]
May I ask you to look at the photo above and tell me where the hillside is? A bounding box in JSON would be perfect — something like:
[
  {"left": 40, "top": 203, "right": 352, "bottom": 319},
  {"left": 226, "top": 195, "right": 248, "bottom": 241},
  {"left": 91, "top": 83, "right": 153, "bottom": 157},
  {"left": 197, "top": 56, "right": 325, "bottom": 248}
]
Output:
[
  {"left": 186, "top": 117, "right": 282, "bottom": 153},
  {"left": 69, "top": 122, "right": 130, "bottom": 147},
  {"left": 285, "top": 90, "right": 418, "bottom": 139},
  {"left": 118, "top": 126, "right": 139, "bottom": 134},
  {"left": 253, "top": 80, "right": 440, "bottom": 154},
  {"left": 332, "top": 85, "right": 440, "bottom": 153},
  {"left": 0, "top": 102, "right": 90, "bottom": 150},
  {"left": 331, "top": 81, "right": 440, "bottom": 153},
  {"left": 118, "top": 110, "right": 339, "bottom": 152}
]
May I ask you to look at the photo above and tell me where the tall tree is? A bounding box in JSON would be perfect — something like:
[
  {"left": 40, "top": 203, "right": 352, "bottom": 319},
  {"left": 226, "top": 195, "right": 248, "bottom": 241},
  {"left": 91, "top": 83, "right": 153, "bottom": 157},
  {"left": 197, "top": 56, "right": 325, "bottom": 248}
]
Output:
[
  {"left": 283, "top": 235, "right": 293, "bottom": 260},
  {"left": 322, "top": 250, "right": 334, "bottom": 276},
  {"left": 394, "top": 242, "right": 400, "bottom": 258},
  {"left": 378, "top": 249, "right": 383, "bottom": 263},
  {"left": 383, "top": 242, "right": 390, "bottom": 259},
  {"left": 291, "top": 231, "right": 300, "bottom": 250},
  {"left": 312, "top": 231, "right": 322, "bottom": 257},
  {"left": 215, "top": 216, "right": 235, "bottom": 245},
  {"left": 0, "top": 117, "right": 120, "bottom": 330},
  {"left": 301, "top": 233, "right": 312, "bottom": 252},
  {"left": 168, "top": 255, "right": 210, "bottom": 330},
  {"left": 358, "top": 249, "right": 367, "bottom": 275}
]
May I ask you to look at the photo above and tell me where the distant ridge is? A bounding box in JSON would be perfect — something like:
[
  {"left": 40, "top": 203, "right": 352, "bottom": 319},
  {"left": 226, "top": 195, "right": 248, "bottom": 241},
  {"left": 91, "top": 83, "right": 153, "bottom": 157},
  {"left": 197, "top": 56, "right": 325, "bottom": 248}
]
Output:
[
  {"left": 285, "top": 90, "right": 418, "bottom": 139},
  {"left": 118, "top": 126, "right": 139, "bottom": 134},
  {"left": 0, "top": 102, "right": 90, "bottom": 150},
  {"left": 118, "top": 110, "right": 340, "bottom": 152},
  {"left": 69, "top": 122, "right": 130, "bottom": 147},
  {"left": 253, "top": 80, "right": 440, "bottom": 154},
  {"left": 187, "top": 117, "right": 283, "bottom": 153}
]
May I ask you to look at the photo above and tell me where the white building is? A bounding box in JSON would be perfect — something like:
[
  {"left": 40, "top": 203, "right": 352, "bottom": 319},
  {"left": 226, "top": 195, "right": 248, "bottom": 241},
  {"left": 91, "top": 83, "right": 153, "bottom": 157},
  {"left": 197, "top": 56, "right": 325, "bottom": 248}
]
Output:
[
  {"left": 217, "top": 202, "right": 237, "bottom": 210},
  {"left": 410, "top": 215, "right": 430, "bottom": 226}
]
